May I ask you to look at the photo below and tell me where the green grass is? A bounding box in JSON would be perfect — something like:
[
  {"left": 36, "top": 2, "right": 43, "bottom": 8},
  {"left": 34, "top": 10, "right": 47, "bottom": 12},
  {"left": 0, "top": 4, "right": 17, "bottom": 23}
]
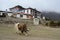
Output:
[{"left": 0, "top": 24, "right": 60, "bottom": 40}]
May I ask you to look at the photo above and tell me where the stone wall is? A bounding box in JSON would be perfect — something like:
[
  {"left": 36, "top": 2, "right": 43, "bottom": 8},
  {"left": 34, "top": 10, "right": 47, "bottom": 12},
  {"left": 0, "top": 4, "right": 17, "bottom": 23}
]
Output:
[{"left": 0, "top": 17, "right": 33, "bottom": 25}]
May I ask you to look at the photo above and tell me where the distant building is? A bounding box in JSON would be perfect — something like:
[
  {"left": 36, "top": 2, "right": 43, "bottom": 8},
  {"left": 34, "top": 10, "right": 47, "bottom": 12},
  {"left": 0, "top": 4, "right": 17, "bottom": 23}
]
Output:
[
  {"left": 0, "top": 5, "right": 41, "bottom": 19},
  {"left": 0, "top": 10, "right": 12, "bottom": 17},
  {"left": 9, "top": 5, "right": 41, "bottom": 19}
]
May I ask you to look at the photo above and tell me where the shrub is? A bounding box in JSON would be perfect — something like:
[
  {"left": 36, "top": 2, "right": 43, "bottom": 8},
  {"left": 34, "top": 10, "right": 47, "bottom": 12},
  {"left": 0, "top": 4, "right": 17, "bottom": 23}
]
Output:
[
  {"left": 47, "top": 21, "right": 55, "bottom": 26},
  {"left": 57, "top": 21, "right": 60, "bottom": 26},
  {"left": 45, "top": 21, "right": 60, "bottom": 27}
]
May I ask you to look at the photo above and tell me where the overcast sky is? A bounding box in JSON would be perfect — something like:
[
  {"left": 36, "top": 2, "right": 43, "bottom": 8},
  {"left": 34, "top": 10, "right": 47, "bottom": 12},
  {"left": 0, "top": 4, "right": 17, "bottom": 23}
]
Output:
[{"left": 0, "top": 0, "right": 60, "bottom": 12}]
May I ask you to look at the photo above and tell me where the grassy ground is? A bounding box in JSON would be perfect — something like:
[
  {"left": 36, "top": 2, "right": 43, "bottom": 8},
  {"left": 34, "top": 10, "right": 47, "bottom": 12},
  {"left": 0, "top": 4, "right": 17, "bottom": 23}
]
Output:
[{"left": 0, "top": 24, "right": 60, "bottom": 40}]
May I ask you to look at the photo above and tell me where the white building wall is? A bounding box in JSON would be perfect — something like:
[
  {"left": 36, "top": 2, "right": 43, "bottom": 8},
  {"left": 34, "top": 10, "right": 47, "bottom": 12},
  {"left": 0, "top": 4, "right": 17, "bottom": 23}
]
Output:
[
  {"left": 0, "top": 12, "right": 3, "bottom": 15},
  {"left": 28, "top": 9, "right": 31, "bottom": 14},
  {"left": 33, "top": 16, "right": 34, "bottom": 18},
  {"left": 25, "top": 10, "right": 28, "bottom": 14},
  {"left": 25, "top": 9, "right": 31, "bottom": 14},
  {"left": 23, "top": 15, "right": 27, "bottom": 19},
  {"left": 16, "top": 14, "right": 20, "bottom": 18},
  {"left": 8, "top": 13, "right": 13, "bottom": 16}
]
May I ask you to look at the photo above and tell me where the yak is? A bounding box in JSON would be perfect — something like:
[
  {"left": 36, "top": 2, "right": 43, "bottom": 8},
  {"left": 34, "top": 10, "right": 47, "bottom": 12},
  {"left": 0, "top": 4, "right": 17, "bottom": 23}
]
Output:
[{"left": 14, "top": 23, "right": 29, "bottom": 35}]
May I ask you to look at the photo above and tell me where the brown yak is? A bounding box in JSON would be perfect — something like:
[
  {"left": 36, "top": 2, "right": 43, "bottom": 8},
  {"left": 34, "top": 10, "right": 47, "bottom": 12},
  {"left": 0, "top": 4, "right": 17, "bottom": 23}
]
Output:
[{"left": 14, "top": 23, "right": 29, "bottom": 35}]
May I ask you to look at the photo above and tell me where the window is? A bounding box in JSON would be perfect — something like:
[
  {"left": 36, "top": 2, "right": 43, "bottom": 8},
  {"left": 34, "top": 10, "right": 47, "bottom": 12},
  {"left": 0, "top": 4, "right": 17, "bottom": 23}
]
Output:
[{"left": 20, "top": 15, "right": 23, "bottom": 17}]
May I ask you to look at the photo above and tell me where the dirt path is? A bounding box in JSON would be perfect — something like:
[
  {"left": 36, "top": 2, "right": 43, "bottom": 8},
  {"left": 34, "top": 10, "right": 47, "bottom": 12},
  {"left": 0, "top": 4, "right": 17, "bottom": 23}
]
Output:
[
  {"left": 0, "top": 24, "right": 60, "bottom": 40},
  {"left": 0, "top": 34, "right": 56, "bottom": 40}
]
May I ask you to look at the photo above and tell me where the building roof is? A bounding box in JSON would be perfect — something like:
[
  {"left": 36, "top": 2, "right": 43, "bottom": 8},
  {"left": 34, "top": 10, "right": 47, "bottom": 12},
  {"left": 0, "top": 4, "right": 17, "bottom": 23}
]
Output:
[
  {"left": 10, "top": 5, "right": 25, "bottom": 9},
  {"left": 9, "top": 5, "right": 41, "bottom": 13},
  {"left": 26, "top": 7, "right": 41, "bottom": 13},
  {"left": 26, "top": 7, "right": 36, "bottom": 10}
]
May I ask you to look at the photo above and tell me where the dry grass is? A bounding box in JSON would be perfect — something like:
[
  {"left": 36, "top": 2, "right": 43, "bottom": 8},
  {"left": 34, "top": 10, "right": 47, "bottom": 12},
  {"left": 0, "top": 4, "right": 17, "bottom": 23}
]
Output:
[{"left": 0, "top": 24, "right": 60, "bottom": 40}]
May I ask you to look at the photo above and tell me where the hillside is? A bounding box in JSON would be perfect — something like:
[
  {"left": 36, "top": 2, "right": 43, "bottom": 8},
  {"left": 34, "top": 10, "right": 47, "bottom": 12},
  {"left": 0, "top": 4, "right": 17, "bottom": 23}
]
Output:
[{"left": 41, "top": 11, "right": 60, "bottom": 21}]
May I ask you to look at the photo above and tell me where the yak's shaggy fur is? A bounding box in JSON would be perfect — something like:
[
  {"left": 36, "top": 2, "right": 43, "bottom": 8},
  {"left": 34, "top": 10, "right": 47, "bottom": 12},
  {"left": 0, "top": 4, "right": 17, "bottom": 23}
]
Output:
[{"left": 14, "top": 23, "right": 29, "bottom": 35}]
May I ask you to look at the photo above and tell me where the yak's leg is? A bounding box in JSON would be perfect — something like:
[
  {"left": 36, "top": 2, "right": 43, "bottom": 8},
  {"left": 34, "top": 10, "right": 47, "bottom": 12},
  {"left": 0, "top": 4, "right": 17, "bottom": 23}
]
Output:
[
  {"left": 24, "top": 31, "right": 28, "bottom": 36},
  {"left": 23, "top": 29, "right": 29, "bottom": 36},
  {"left": 21, "top": 30, "right": 24, "bottom": 34},
  {"left": 24, "top": 30, "right": 27, "bottom": 33}
]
